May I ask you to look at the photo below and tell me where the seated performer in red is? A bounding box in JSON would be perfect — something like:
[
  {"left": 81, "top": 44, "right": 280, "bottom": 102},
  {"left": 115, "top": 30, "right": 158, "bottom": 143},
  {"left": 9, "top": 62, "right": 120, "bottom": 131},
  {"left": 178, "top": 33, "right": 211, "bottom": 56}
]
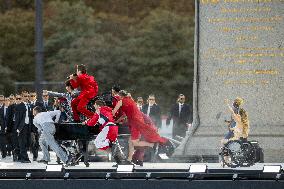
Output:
[
  {"left": 84, "top": 100, "right": 118, "bottom": 150},
  {"left": 113, "top": 90, "right": 168, "bottom": 164},
  {"left": 69, "top": 64, "right": 98, "bottom": 122}
]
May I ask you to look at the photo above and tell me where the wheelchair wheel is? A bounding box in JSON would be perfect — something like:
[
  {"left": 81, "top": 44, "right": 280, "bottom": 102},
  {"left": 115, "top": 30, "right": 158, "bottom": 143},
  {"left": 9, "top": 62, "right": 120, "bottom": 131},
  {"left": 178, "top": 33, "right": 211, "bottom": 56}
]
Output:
[
  {"left": 241, "top": 141, "right": 256, "bottom": 167},
  {"left": 222, "top": 140, "right": 244, "bottom": 168}
]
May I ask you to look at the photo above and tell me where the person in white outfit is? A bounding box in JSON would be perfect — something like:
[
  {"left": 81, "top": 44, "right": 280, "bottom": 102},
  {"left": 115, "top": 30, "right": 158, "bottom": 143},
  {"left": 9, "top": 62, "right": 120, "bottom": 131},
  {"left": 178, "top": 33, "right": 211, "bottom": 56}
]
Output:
[{"left": 33, "top": 106, "right": 71, "bottom": 164}]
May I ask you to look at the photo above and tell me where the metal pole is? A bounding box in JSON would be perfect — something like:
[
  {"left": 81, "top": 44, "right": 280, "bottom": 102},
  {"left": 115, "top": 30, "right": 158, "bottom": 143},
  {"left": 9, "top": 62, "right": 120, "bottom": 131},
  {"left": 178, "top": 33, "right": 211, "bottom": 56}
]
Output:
[{"left": 35, "top": 0, "right": 44, "bottom": 102}]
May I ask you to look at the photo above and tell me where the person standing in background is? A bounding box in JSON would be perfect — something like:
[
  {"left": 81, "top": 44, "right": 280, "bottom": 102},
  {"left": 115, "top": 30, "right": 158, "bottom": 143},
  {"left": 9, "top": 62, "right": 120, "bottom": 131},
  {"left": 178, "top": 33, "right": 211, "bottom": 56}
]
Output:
[
  {"left": 14, "top": 92, "right": 32, "bottom": 163},
  {"left": 166, "top": 94, "right": 192, "bottom": 138},
  {"left": 0, "top": 97, "right": 12, "bottom": 158},
  {"left": 42, "top": 91, "right": 53, "bottom": 111},
  {"left": 142, "top": 94, "right": 161, "bottom": 129},
  {"left": 136, "top": 97, "right": 144, "bottom": 111}
]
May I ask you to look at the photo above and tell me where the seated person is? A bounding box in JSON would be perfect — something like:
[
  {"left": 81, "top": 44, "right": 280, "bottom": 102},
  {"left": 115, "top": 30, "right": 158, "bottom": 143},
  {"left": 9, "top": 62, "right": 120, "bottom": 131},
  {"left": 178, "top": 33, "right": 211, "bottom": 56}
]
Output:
[
  {"left": 83, "top": 99, "right": 118, "bottom": 151},
  {"left": 221, "top": 97, "right": 249, "bottom": 145},
  {"left": 33, "top": 106, "right": 72, "bottom": 165}
]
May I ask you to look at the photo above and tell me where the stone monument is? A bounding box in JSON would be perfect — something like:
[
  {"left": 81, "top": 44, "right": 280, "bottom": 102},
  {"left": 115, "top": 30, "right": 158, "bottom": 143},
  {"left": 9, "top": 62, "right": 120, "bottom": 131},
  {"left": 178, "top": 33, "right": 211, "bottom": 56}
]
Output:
[{"left": 175, "top": 0, "right": 284, "bottom": 162}]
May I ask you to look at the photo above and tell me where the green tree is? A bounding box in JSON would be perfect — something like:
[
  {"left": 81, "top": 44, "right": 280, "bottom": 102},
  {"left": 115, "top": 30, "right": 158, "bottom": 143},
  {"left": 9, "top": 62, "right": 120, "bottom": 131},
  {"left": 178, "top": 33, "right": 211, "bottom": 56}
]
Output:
[
  {"left": 125, "top": 9, "right": 195, "bottom": 110},
  {"left": 44, "top": 0, "right": 96, "bottom": 77},
  {"left": 0, "top": 9, "right": 35, "bottom": 93}
]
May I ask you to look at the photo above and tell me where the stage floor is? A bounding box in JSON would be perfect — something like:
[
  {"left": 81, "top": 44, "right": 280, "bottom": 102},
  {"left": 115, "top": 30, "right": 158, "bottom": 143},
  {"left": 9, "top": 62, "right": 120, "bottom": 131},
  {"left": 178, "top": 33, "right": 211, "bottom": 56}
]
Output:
[{"left": 0, "top": 152, "right": 283, "bottom": 172}]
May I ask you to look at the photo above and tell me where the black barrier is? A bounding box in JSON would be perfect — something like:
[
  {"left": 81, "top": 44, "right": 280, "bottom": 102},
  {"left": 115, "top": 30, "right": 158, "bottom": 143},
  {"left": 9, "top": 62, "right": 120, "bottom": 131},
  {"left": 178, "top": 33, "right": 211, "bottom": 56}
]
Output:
[{"left": 0, "top": 180, "right": 283, "bottom": 189}]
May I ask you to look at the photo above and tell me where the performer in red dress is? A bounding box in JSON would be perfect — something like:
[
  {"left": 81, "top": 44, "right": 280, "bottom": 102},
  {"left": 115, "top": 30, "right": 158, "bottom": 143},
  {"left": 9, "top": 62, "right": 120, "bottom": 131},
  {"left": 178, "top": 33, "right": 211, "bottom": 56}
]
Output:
[
  {"left": 113, "top": 90, "right": 167, "bottom": 163},
  {"left": 111, "top": 85, "right": 125, "bottom": 123},
  {"left": 69, "top": 64, "right": 98, "bottom": 121},
  {"left": 84, "top": 100, "right": 118, "bottom": 150}
]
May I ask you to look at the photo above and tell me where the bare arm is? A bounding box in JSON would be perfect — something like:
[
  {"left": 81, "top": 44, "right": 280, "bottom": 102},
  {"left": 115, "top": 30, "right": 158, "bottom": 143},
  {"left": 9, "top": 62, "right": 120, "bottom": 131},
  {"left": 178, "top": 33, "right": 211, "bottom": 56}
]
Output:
[
  {"left": 113, "top": 100, "right": 122, "bottom": 116},
  {"left": 47, "top": 91, "right": 65, "bottom": 98}
]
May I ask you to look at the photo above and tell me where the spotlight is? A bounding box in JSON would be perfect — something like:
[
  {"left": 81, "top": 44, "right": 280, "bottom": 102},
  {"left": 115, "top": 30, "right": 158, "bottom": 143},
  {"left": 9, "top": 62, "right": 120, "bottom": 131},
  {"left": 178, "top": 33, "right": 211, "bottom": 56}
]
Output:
[
  {"left": 105, "top": 173, "right": 111, "bottom": 180},
  {"left": 64, "top": 172, "right": 70, "bottom": 180},
  {"left": 276, "top": 174, "right": 282, "bottom": 181},
  {"left": 146, "top": 173, "right": 151, "bottom": 180},
  {"left": 188, "top": 173, "right": 195, "bottom": 180},
  {"left": 116, "top": 164, "right": 134, "bottom": 172},
  {"left": 232, "top": 173, "right": 238, "bottom": 181},
  {"left": 25, "top": 173, "right": 32, "bottom": 180},
  {"left": 46, "top": 164, "right": 63, "bottom": 172},
  {"left": 263, "top": 165, "right": 282, "bottom": 173},
  {"left": 189, "top": 164, "right": 207, "bottom": 173}
]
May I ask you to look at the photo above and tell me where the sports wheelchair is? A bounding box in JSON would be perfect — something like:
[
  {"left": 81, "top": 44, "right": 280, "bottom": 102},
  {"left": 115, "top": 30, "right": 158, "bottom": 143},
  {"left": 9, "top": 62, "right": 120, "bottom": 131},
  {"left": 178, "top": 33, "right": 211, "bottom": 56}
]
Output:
[{"left": 219, "top": 139, "right": 264, "bottom": 168}]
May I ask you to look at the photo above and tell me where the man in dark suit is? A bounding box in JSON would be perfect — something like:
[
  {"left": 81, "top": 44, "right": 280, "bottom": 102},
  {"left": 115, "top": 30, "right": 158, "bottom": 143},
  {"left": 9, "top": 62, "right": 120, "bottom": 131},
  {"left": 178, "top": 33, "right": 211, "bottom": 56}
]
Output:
[
  {"left": 6, "top": 95, "right": 20, "bottom": 161},
  {"left": 14, "top": 92, "right": 32, "bottom": 163},
  {"left": 42, "top": 91, "right": 53, "bottom": 111},
  {"left": 29, "top": 92, "right": 43, "bottom": 161},
  {"left": 142, "top": 94, "right": 162, "bottom": 128},
  {"left": 136, "top": 97, "right": 144, "bottom": 111},
  {"left": 166, "top": 94, "right": 192, "bottom": 138},
  {"left": 0, "top": 97, "right": 12, "bottom": 158}
]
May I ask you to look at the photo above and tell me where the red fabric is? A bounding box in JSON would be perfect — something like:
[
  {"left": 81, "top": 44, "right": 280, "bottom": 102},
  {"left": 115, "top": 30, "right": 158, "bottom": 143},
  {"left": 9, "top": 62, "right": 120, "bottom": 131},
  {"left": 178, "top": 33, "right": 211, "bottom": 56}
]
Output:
[
  {"left": 87, "top": 106, "right": 118, "bottom": 150},
  {"left": 99, "top": 126, "right": 118, "bottom": 150},
  {"left": 71, "top": 96, "right": 94, "bottom": 120},
  {"left": 121, "top": 97, "right": 167, "bottom": 144},
  {"left": 70, "top": 73, "right": 98, "bottom": 98},
  {"left": 106, "top": 126, "right": 118, "bottom": 143},
  {"left": 112, "top": 95, "right": 124, "bottom": 120},
  {"left": 70, "top": 73, "right": 98, "bottom": 121},
  {"left": 86, "top": 113, "right": 99, "bottom": 126}
]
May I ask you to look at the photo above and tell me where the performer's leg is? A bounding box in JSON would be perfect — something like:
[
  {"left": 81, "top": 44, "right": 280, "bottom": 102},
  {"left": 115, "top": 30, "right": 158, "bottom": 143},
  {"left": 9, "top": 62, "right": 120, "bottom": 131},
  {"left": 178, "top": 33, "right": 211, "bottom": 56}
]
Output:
[
  {"left": 71, "top": 97, "right": 81, "bottom": 121},
  {"left": 77, "top": 96, "right": 94, "bottom": 119},
  {"left": 127, "top": 138, "right": 135, "bottom": 161},
  {"left": 131, "top": 139, "right": 154, "bottom": 148},
  {"left": 39, "top": 133, "right": 50, "bottom": 161},
  {"left": 94, "top": 126, "right": 110, "bottom": 150},
  {"left": 42, "top": 123, "right": 68, "bottom": 163}
]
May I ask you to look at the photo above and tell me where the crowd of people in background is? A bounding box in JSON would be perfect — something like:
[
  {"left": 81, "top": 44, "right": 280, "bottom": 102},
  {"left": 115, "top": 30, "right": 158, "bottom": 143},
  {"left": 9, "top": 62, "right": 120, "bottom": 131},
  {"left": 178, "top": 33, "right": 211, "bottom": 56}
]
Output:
[
  {"left": 0, "top": 90, "right": 192, "bottom": 164},
  {"left": 0, "top": 65, "right": 193, "bottom": 165}
]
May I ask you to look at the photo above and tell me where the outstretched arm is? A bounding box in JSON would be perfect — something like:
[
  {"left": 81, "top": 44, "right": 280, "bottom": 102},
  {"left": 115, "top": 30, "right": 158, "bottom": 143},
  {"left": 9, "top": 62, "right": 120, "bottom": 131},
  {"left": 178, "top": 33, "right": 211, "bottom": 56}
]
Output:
[
  {"left": 225, "top": 99, "right": 234, "bottom": 114},
  {"left": 113, "top": 100, "right": 122, "bottom": 116}
]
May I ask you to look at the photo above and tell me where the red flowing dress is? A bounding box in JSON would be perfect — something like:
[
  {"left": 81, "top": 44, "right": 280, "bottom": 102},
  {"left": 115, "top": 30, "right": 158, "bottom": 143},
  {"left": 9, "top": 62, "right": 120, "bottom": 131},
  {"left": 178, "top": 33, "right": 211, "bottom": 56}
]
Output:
[{"left": 121, "top": 96, "right": 167, "bottom": 144}]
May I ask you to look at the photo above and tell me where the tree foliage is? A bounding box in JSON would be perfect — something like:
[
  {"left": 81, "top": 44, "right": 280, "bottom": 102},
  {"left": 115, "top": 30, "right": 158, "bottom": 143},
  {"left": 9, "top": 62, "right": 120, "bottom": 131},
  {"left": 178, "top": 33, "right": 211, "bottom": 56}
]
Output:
[{"left": 0, "top": 0, "right": 195, "bottom": 112}]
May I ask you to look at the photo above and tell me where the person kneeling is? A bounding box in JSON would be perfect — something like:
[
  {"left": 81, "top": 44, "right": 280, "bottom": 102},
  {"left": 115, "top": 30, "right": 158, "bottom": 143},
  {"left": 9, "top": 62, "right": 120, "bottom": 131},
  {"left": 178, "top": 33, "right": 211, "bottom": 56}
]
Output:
[
  {"left": 33, "top": 106, "right": 72, "bottom": 165},
  {"left": 83, "top": 100, "right": 123, "bottom": 163}
]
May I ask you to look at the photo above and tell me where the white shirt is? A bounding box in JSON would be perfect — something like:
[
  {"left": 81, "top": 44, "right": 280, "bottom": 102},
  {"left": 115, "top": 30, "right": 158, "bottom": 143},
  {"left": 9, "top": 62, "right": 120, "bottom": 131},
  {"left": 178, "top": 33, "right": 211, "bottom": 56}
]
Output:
[
  {"left": 33, "top": 110, "right": 61, "bottom": 129},
  {"left": 147, "top": 104, "right": 152, "bottom": 116},
  {"left": 24, "top": 102, "right": 30, "bottom": 124},
  {"left": 137, "top": 104, "right": 142, "bottom": 111},
  {"left": 44, "top": 101, "right": 48, "bottom": 108},
  {"left": 179, "top": 103, "right": 184, "bottom": 116},
  {"left": 4, "top": 106, "right": 7, "bottom": 118}
]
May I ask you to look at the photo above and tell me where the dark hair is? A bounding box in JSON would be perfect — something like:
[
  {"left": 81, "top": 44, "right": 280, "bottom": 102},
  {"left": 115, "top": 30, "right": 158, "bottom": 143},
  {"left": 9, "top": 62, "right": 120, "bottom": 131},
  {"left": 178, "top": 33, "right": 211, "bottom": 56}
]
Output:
[
  {"left": 65, "top": 80, "right": 74, "bottom": 90},
  {"left": 118, "top": 90, "right": 128, "bottom": 97},
  {"left": 33, "top": 106, "right": 43, "bottom": 113},
  {"left": 95, "top": 99, "right": 106, "bottom": 107},
  {"left": 77, "top": 64, "right": 87, "bottom": 74},
  {"left": 112, "top": 85, "right": 121, "bottom": 93}
]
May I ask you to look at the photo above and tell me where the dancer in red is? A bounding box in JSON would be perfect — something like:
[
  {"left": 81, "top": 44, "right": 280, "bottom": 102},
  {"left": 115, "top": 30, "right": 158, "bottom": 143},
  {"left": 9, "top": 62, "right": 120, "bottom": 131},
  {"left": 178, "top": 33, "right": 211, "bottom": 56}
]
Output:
[
  {"left": 84, "top": 100, "right": 118, "bottom": 150},
  {"left": 113, "top": 90, "right": 167, "bottom": 163},
  {"left": 111, "top": 85, "right": 125, "bottom": 122},
  {"left": 69, "top": 64, "right": 98, "bottom": 121}
]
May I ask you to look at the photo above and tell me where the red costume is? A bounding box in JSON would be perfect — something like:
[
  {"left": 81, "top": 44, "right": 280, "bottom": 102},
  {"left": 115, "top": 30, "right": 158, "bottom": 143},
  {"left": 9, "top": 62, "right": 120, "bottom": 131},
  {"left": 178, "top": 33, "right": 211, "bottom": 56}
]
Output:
[
  {"left": 70, "top": 73, "right": 98, "bottom": 121},
  {"left": 120, "top": 96, "right": 167, "bottom": 144},
  {"left": 86, "top": 106, "right": 118, "bottom": 150},
  {"left": 112, "top": 94, "right": 124, "bottom": 121}
]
